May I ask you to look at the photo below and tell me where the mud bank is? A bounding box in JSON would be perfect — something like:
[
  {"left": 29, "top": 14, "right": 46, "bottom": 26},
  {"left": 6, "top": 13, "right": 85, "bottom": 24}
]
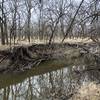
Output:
[{"left": 0, "top": 43, "right": 99, "bottom": 74}]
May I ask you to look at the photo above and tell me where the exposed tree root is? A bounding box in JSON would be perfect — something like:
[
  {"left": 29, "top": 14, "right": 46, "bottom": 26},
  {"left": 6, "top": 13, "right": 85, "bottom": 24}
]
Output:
[{"left": 0, "top": 44, "right": 54, "bottom": 73}]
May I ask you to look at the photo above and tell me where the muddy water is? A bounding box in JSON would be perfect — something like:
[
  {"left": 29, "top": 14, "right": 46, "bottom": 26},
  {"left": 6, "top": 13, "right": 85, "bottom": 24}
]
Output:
[{"left": 0, "top": 57, "right": 99, "bottom": 100}]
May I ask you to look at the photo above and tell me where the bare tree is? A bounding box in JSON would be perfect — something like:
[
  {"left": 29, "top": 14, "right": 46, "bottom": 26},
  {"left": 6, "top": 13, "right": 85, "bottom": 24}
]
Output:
[
  {"left": 62, "top": 0, "right": 84, "bottom": 43},
  {"left": 25, "top": 0, "right": 32, "bottom": 43}
]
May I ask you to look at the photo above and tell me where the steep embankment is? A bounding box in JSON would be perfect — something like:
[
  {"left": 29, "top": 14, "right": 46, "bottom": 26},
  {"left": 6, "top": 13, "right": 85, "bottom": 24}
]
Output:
[{"left": 0, "top": 43, "right": 99, "bottom": 73}]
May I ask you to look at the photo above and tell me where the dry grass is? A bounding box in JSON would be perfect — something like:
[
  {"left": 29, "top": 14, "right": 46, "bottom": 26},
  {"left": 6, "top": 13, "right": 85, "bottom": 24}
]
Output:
[
  {"left": 71, "top": 82, "right": 100, "bottom": 100},
  {"left": 0, "top": 37, "right": 93, "bottom": 50}
]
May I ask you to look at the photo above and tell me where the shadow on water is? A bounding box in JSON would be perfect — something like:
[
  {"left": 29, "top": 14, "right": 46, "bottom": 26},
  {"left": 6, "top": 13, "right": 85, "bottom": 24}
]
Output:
[{"left": 0, "top": 53, "right": 100, "bottom": 100}]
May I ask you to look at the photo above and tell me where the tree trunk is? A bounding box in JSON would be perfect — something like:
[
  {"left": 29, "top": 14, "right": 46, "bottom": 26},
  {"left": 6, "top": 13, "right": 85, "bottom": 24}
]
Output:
[
  {"left": 4, "top": 15, "right": 8, "bottom": 45},
  {"left": 0, "top": 0, "right": 5, "bottom": 45}
]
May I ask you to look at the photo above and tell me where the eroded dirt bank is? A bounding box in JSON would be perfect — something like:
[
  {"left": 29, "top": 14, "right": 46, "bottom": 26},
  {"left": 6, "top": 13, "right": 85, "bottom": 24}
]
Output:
[{"left": 0, "top": 43, "right": 99, "bottom": 73}]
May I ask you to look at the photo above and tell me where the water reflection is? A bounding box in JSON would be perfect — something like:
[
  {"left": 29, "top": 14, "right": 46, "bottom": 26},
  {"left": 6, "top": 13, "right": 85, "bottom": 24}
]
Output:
[{"left": 0, "top": 64, "right": 100, "bottom": 100}]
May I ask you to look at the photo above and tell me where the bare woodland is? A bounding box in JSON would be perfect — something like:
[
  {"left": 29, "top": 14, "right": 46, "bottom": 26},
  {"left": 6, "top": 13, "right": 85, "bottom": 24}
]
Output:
[
  {"left": 0, "top": 0, "right": 100, "bottom": 45},
  {"left": 0, "top": 0, "right": 100, "bottom": 74},
  {"left": 0, "top": 0, "right": 100, "bottom": 100}
]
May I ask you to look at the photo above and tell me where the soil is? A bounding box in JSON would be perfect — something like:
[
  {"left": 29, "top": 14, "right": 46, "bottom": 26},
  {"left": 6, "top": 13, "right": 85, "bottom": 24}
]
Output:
[{"left": 0, "top": 42, "right": 99, "bottom": 74}]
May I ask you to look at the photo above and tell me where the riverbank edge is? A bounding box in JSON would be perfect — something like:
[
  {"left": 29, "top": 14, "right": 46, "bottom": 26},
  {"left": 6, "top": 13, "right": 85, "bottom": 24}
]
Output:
[{"left": 0, "top": 43, "right": 99, "bottom": 74}]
